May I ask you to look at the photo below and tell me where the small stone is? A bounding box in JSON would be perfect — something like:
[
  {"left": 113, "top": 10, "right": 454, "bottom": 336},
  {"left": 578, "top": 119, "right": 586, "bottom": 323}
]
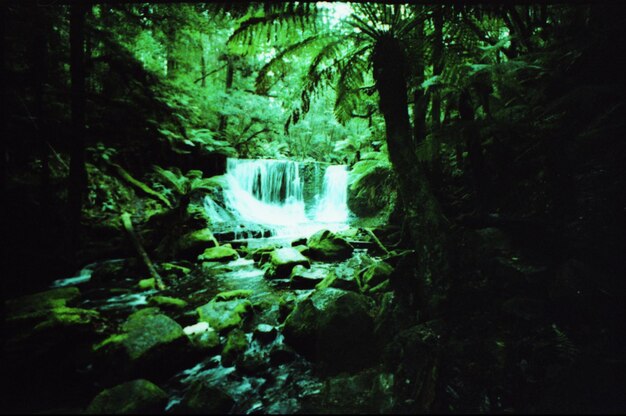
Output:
[
  {"left": 198, "top": 245, "right": 239, "bottom": 263},
  {"left": 138, "top": 278, "right": 155, "bottom": 290},
  {"left": 86, "top": 379, "right": 167, "bottom": 414},
  {"left": 253, "top": 323, "right": 277, "bottom": 343}
]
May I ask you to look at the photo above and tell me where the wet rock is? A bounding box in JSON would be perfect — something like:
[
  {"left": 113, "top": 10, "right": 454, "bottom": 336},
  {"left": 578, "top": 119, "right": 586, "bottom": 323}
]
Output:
[
  {"left": 269, "top": 344, "right": 298, "bottom": 366},
  {"left": 93, "top": 308, "right": 189, "bottom": 377},
  {"left": 184, "top": 322, "right": 220, "bottom": 351},
  {"left": 222, "top": 328, "right": 248, "bottom": 366},
  {"left": 159, "top": 262, "right": 192, "bottom": 277},
  {"left": 253, "top": 323, "right": 278, "bottom": 343},
  {"left": 148, "top": 295, "right": 188, "bottom": 309},
  {"left": 86, "top": 379, "right": 167, "bottom": 414},
  {"left": 236, "top": 353, "right": 269, "bottom": 375},
  {"left": 196, "top": 297, "right": 252, "bottom": 332},
  {"left": 90, "top": 259, "right": 139, "bottom": 284},
  {"left": 307, "top": 229, "right": 354, "bottom": 261},
  {"left": 359, "top": 261, "right": 394, "bottom": 293},
  {"left": 251, "top": 246, "right": 274, "bottom": 266},
  {"left": 290, "top": 265, "right": 326, "bottom": 289},
  {"left": 266, "top": 247, "right": 310, "bottom": 279},
  {"left": 283, "top": 288, "right": 376, "bottom": 373},
  {"left": 215, "top": 289, "right": 253, "bottom": 301},
  {"left": 177, "top": 228, "right": 218, "bottom": 259},
  {"left": 291, "top": 237, "right": 307, "bottom": 246},
  {"left": 6, "top": 287, "right": 80, "bottom": 316},
  {"left": 292, "top": 244, "right": 311, "bottom": 256},
  {"left": 177, "top": 380, "right": 235, "bottom": 414},
  {"left": 198, "top": 244, "right": 239, "bottom": 263}
]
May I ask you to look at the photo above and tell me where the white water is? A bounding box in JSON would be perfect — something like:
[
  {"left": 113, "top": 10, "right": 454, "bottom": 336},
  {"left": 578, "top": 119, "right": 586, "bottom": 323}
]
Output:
[{"left": 212, "top": 158, "right": 351, "bottom": 240}]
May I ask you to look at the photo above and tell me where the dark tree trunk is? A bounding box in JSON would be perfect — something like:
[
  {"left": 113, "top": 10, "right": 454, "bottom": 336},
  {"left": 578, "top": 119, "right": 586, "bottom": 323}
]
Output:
[
  {"left": 459, "top": 89, "right": 487, "bottom": 212},
  {"left": 412, "top": 18, "right": 426, "bottom": 146},
  {"left": 166, "top": 27, "right": 177, "bottom": 79},
  {"left": 69, "top": 3, "right": 87, "bottom": 261},
  {"left": 430, "top": 5, "right": 444, "bottom": 178},
  {"left": 0, "top": 2, "right": 5, "bottom": 195},
  {"left": 200, "top": 42, "right": 206, "bottom": 88},
  {"left": 373, "top": 34, "right": 448, "bottom": 315},
  {"left": 33, "top": 5, "right": 50, "bottom": 206},
  {"left": 218, "top": 57, "right": 235, "bottom": 136}
]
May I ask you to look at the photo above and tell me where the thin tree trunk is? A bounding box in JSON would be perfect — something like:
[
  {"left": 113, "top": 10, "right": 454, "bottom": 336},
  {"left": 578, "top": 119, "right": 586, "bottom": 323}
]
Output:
[
  {"left": 200, "top": 41, "right": 206, "bottom": 88},
  {"left": 121, "top": 212, "right": 166, "bottom": 290},
  {"left": 69, "top": 3, "right": 87, "bottom": 262},
  {"left": 0, "top": 2, "right": 5, "bottom": 195}
]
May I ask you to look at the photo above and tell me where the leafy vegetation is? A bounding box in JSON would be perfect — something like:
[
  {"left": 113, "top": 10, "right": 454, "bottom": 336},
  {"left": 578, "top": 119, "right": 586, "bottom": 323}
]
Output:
[{"left": 3, "top": 1, "right": 626, "bottom": 414}]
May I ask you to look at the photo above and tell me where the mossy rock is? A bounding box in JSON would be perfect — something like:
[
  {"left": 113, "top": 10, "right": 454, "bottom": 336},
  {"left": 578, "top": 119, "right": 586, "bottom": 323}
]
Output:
[
  {"left": 307, "top": 229, "right": 354, "bottom": 261},
  {"left": 283, "top": 288, "right": 376, "bottom": 374},
  {"left": 86, "top": 379, "right": 167, "bottom": 414},
  {"left": 5, "top": 287, "right": 80, "bottom": 317},
  {"left": 290, "top": 265, "right": 327, "bottom": 289},
  {"left": 198, "top": 244, "right": 239, "bottom": 263},
  {"left": 222, "top": 328, "right": 248, "bottom": 365},
  {"left": 148, "top": 295, "right": 188, "bottom": 309},
  {"left": 183, "top": 322, "right": 220, "bottom": 351},
  {"left": 214, "top": 289, "right": 253, "bottom": 301},
  {"left": 178, "top": 228, "right": 219, "bottom": 259},
  {"left": 266, "top": 247, "right": 311, "bottom": 279},
  {"left": 196, "top": 297, "right": 252, "bottom": 332},
  {"left": 177, "top": 380, "right": 234, "bottom": 414},
  {"left": 93, "top": 309, "right": 189, "bottom": 378},
  {"left": 138, "top": 278, "right": 156, "bottom": 290}
]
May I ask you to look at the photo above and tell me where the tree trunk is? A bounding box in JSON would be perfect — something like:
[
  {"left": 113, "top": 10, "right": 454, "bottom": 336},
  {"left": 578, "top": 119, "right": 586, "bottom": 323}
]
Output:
[
  {"left": 0, "top": 2, "right": 5, "bottom": 195},
  {"left": 430, "top": 5, "right": 443, "bottom": 176},
  {"left": 69, "top": 3, "right": 87, "bottom": 262},
  {"left": 412, "top": 17, "right": 426, "bottom": 146},
  {"left": 33, "top": 5, "right": 50, "bottom": 206},
  {"left": 373, "top": 35, "right": 448, "bottom": 315},
  {"left": 166, "top": 27, "right": 177, "bottom": 79},
  {"left": 200, "top": 41, "right": 206, "bottom": 88},
  {"left": 218, "top": 56, "right": 234, "bottom": 136},
  {"left": 459, "top": 89, "right": 487, "bottom": 212}
]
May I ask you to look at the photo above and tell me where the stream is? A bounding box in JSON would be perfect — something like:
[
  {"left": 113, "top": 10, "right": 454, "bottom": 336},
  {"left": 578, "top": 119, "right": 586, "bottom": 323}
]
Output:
[{"left": 48, "top": 158, "right": 381, "bottom": 413}]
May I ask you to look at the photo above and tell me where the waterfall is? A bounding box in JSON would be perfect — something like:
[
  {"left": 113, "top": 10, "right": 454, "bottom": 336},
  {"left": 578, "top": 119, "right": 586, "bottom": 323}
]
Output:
[
  {"left": 208, "top": 158, "right": 351, "bottom": 240},
  {"left": 223, "top": 159, "right": 308, "bottom": 227},
  {"left": 314, "top": 165, "right": 349, "bottom": 223}
]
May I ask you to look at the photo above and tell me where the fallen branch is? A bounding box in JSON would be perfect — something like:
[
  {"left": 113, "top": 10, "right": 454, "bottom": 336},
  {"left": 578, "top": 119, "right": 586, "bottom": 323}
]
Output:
[
  {"left": 121, "top": 212, "right": 166, "bottom": 290},
  {"left": 105, "top": 160, "right": 172, "bottom": 208},
  {"left": 360, "top": 227, "right": 390, "bottom": 255}
]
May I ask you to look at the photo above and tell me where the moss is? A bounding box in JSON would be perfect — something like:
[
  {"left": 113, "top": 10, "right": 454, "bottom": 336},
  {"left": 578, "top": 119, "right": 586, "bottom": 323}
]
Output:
[
  {"left": 138, "top": 278, "right": 156, "bottom": 290},
  {"left": 160, "top": 262, "right": 192, "bottom": 275},
  {"left": 222, "top": 328, "right": 248, "bottom": 363},
  {"left": 149, "top": 295, "right": 188, "bottom": 309},
  {"left": 214, "top": 289, "right": 253, "bottom": 301},
  {"left": 34, "top": 306, "right": 100, "bottom": 331},
  {"left": 93, "top": 333, "right": 129, "bottom": 352},
  {"left": 6, "top": 287, "right": 80, "bottom": 316},
  {"left": 86, "top": 379, "right": 167, "bottom": 414},
  {"left": 196, "top": 298, "right": 252, "bottom": 332},
  {"left": 198, "top": 245, "right": 239, "bottom": 263}
]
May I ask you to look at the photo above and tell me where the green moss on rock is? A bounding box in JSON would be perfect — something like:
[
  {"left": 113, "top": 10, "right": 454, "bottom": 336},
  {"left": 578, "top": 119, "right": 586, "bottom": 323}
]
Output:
[
  {"left": 86, "top": 379, "right": 167, "bottom": 414},
  {"left": 148, "top": 295, "right": 188, "bottom": 309},
  {"left": 196, "top": 297, "right": 252, "bottom": 332},
  {"left": 198, "top": 245, "right": 239, "bottom": 263},
  {"left": 307, "top": 229, "right": 354, "bottom": 261}
]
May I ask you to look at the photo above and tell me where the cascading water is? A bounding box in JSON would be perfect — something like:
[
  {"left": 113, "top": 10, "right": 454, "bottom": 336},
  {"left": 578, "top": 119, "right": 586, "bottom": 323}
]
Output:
[
  {"left": 209, "top": 158, "right": 351, "bottom": 241},
  {"left": 314, "top": 165, "right": 349, "bottom": 223}
]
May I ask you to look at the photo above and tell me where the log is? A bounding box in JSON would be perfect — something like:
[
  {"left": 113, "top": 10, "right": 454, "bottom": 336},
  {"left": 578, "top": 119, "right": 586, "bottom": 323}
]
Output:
[
  {"left": 121, "top": 212, "right": 166, "bottom": 290},
  {"left": 105, "top": 160, "right": 172, "bottom": 208},
  {"left": 360, "top": 227, "right": 390, "bottom": 255}
]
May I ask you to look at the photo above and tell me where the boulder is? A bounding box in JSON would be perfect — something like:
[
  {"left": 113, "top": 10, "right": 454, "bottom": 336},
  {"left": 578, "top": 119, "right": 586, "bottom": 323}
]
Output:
[
  {"left": 222, "top": 328, "right": 248, "bottom": 366},
  {"left": 183, "top": 322, "right": 220, "bottom": 351},
  {"left": 177, "top": 228, "right": 219, "bottom": 259},
  {"left": 177, "top": 380, "right": 234, "bottom": 414},
  {"left": 290, "top": 265, "right": 327, "bottom": 289},
  {"left": 86, "top": 379, "right": 167, "bottom": 414},
  {"left": 266, "top": 247, "right": 311, "bottom": 279},
  {"left": 196, "top": 297, "right": 252, "bottom": 332},
  {"left": 283, "top": 288, "right": 376, "bottom": 373},
  {"left": 93, "top": 308, "right": 189, "bottom": 377},
  {"left": 198, "top": 244, "right": 239, "bottom": 263},
  {"left": 307, "top": 229, "right": 354, "bottom": 261}
]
